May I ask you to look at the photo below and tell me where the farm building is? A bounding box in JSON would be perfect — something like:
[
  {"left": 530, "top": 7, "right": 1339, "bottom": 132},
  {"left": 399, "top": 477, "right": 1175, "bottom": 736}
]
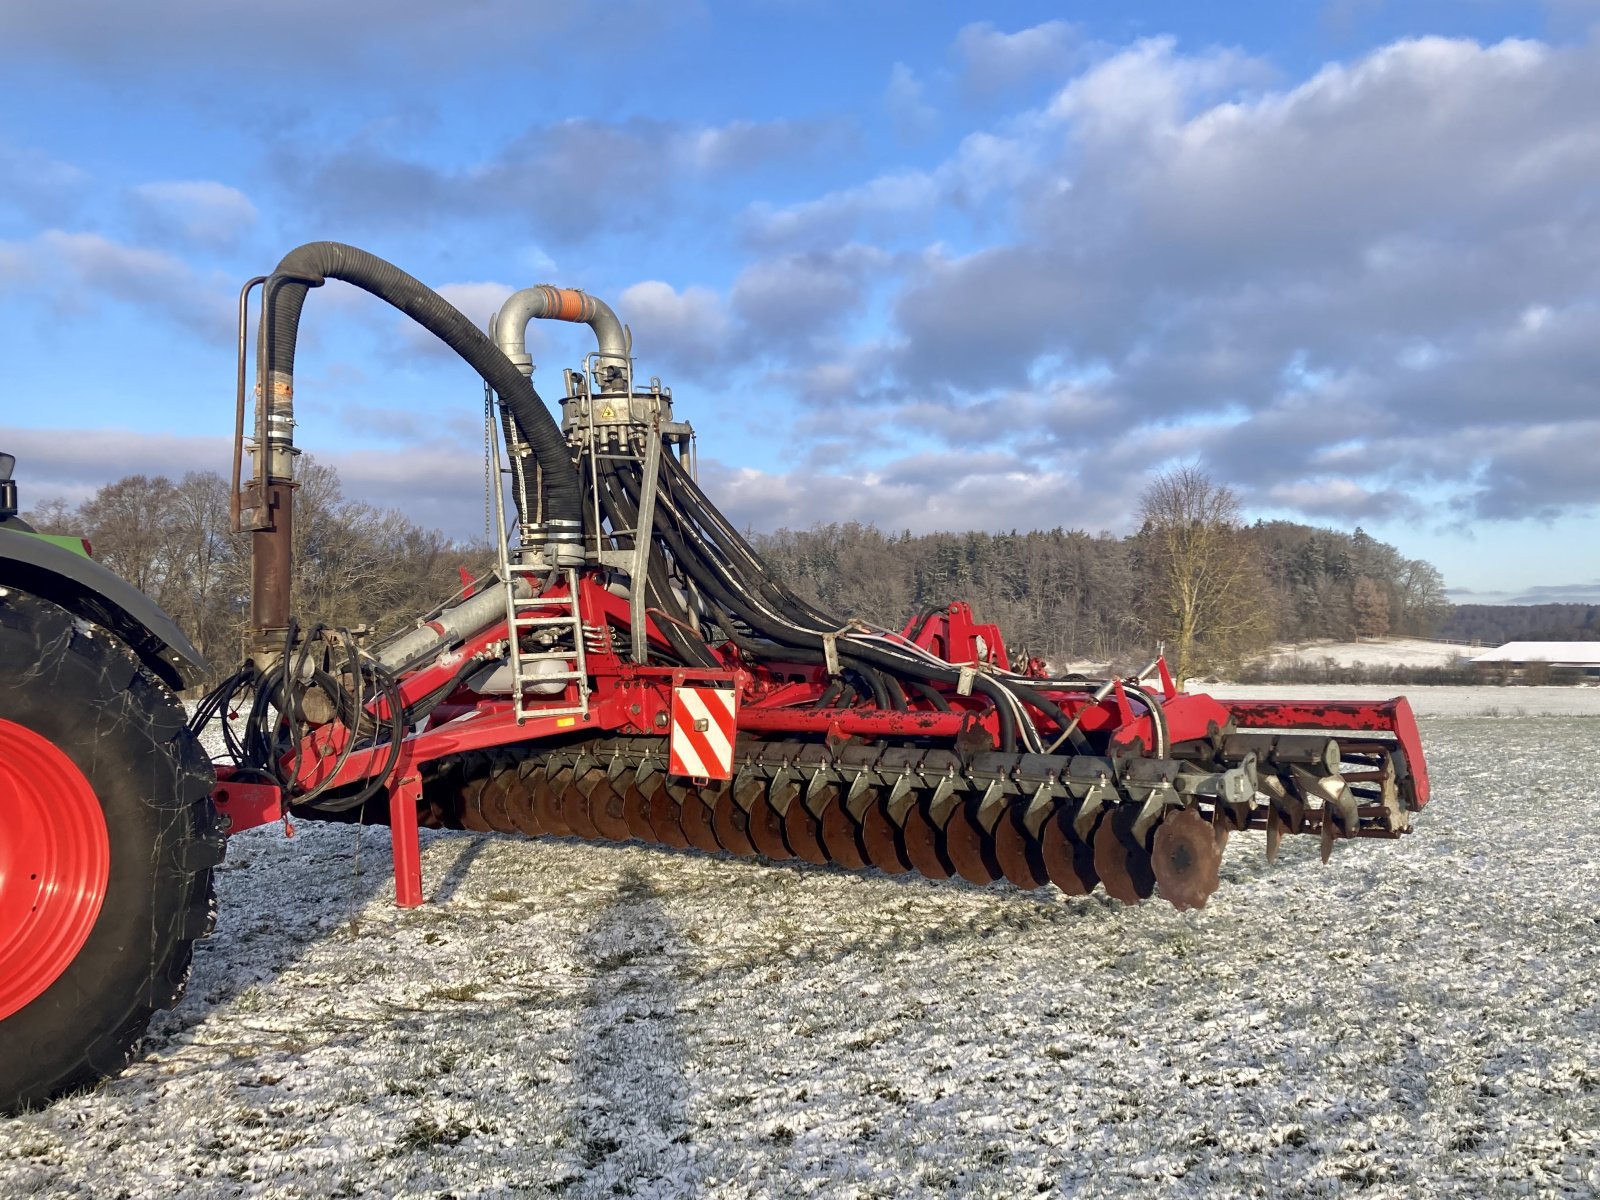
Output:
[{"left": 1470, "top": 641, "right": 1600, "bottom": 680}]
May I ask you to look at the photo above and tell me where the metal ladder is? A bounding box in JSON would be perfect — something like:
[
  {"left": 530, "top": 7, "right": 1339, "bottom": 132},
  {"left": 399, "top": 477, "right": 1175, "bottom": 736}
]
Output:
[
  {"left": 502, "top": 564, "right": 591, "bottom": 723},
  {"left": 484, "top": 385, "right": 591, "bottom": 724}
]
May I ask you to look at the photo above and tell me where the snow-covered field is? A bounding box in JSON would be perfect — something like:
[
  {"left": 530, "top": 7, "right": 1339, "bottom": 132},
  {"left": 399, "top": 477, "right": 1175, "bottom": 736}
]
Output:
[
  {"left": 6, "top": 712, "right": 1599, "bottom": 1198},
  {"left": 1254, "top": 638, "right": 1476, "bottom": 671},
  {"left": 1202, "top": 683, "right": 1600, "bottom": 719}
]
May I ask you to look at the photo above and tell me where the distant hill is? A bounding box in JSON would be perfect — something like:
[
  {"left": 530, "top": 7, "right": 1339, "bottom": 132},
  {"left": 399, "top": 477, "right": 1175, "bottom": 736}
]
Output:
[{"left": 1436, "top": 603, "right": 1600, "bottom": 645}]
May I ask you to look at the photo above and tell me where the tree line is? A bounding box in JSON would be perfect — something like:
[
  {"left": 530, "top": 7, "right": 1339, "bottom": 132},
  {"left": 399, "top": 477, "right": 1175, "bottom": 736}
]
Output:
[
  {"left": 24, "top": 462, "right": 1451, "bottom": 683},
  {"left": 22, "top": 459, "right": 485, "bottom": 675},
  {"left": 1436, "top": 602, "right": 1600, "bottom": 645}
]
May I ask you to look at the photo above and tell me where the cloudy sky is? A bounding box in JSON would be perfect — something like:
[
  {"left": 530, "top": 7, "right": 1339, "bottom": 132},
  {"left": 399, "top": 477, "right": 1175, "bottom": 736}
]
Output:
[{"left": 3, "top": 0, "right": 1598, "bottom": 604}]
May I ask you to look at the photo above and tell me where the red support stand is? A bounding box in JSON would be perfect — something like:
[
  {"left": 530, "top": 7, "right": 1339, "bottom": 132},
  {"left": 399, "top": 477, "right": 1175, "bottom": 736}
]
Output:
[{"left": 388, "top": 774, "right": 424, "bottom": 908}]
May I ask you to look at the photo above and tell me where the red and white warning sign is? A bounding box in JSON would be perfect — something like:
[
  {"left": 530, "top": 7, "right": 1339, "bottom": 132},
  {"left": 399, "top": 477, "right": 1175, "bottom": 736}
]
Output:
[{"left": 668, "top": 686, "right": 738, "bottom": 780}]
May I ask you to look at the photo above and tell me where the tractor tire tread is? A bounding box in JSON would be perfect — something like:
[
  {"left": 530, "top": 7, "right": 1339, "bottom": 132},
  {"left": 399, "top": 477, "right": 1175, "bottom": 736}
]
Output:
[{"left": 0, "top": 590, "right": 222, "bottom": 1114}]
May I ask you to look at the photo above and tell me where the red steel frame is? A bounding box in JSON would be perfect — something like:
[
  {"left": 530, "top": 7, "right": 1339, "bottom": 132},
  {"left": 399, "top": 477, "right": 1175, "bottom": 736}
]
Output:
[{"left": 211, "top": 582, "right": 1430, "bottom": 907}]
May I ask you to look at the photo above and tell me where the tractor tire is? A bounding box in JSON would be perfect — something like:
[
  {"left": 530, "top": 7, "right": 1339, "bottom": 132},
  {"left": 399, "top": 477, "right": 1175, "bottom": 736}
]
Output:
[{"left": 0, "top": 589, "right": 224, "bottom": 1113}]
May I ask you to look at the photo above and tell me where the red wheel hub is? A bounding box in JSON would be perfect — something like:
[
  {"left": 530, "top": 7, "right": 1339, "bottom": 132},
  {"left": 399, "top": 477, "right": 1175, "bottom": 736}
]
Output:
[{"left": 0, "top": 718, "right": 110, "bottom": 1021}]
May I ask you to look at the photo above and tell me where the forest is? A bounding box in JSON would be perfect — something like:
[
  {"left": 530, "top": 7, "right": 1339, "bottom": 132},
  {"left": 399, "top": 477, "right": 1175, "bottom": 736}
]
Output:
[{"left": 20, "top": 460, "right": 1456, "bottom": 681}]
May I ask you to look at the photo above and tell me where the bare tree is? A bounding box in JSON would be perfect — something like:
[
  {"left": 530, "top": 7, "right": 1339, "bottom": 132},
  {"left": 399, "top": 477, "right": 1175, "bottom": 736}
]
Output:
[{"left": 1134, "top": 465, "right": 1272, "bottom": 680}]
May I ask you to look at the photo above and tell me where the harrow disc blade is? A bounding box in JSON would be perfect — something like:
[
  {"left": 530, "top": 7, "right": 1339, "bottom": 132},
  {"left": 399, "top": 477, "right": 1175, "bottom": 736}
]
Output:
[
  {"left": 859, "top": 793, "right": 912, "bottom": 875},
  {"left": 745, "top": 790, "right": 794, "bottom": 860},
  {"left": 559, "top": 777, "right": 602, "bottom": 841},
  {"left": 1151, "top": 806, "right": 1224, "bottom": 912},
  {"left": 782, "top": 795, "right": 830, "bottom": 865},
  {"left": 622, "top": 781, "right": 657, "bottom": 842},
  {"left": 459, "top": 773, "right": 495, "bottom": 833},
  {"left": 711, "top": 789, "right": 757, "bottom": 856},
  {"left": 816, "top": 786, "right": 870, "bottom": 871},
  {"left": 1094, "top": 806, "right": 1155, "bottom": 905},
  {"left": 993, "top": 802, "right": 1048, "bottom": 890},
  {"left": 679, "top": 789, "right": 724, "bottom": 854},
  {"left": 1040, "top": 806, "right": 1098, "bottom": 896},
  {"left": 585, "top": 774, "right": 632, "bottom": 842},
  {"left": 901, "top": 798, "right": 954, "bottom": 880},
  {"left": 944, "top": 798, "right": 1001, "bottom": 886},
  {"left": 646, "top": 782, "right": 691, "bottom": 850},
  {"left": 503, "top": 765, "right": 547, "bottom": 837},
  {"left": 534, "top": 768, "right": 575, "bottom": 837},
  {"left": 478, "top": 765, "right": 515, "bottom": 832}
]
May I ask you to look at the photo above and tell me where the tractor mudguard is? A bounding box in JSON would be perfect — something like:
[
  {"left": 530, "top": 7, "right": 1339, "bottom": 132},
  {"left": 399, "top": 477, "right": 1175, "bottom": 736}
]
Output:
[{"left": 0, "top": 527, "right": 207, "bottom": 689}]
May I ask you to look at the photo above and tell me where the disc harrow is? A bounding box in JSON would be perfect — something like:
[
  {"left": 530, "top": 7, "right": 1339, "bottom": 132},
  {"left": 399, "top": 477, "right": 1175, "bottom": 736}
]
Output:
[
  {"left": 412, "top": 730, "right": 1415, "bottom": 909},
  {"left": 198, "top": 245, "right": 1431, "bottom": 924}
]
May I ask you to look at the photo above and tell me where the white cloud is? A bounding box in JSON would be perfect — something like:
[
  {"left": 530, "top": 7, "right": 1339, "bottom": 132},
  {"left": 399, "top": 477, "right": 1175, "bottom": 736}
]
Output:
[
  {"left": 955, "top": 20, "right": 1079, "bottom": 95},
  {"left": 128, "top": 180, "right": 257, "bottom": 249},
  {"left": 884, "top": 63, "right": 937, "bottom": 142}
]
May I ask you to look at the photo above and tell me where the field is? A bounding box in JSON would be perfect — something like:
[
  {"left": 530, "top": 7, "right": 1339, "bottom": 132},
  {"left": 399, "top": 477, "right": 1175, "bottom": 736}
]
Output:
[{"left": 4, "top": 693, "right": 1598, "bottom": 1198}]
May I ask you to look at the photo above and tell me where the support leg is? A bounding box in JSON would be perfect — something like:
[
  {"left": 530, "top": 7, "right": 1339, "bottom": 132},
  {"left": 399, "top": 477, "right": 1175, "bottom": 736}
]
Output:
[{"left": 388, "top": 774, "right": 424, "bottom": 908}]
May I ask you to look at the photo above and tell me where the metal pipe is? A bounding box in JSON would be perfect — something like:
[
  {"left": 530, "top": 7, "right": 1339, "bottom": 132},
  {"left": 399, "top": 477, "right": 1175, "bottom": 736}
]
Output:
[{"left": 492, "top": 285, "right": 629, "bottom": 383}]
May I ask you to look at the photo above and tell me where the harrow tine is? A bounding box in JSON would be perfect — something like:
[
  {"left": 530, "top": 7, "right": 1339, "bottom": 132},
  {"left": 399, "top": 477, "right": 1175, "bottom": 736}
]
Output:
[
  {"left": 1094, "top": 805, "right": 1155, "bottom": 905},
  {"left": 814, "top": 784, "right": 870, "bottom": 871},
  {"left": 859, "top": 791, "right": 913, "bottom": 875},
  {"left": 1040, "top": 804, "right": 1099, "bottom": 896},
  {"left": 901, "top": 794, "right": 955, "bottom": 880},
  {"left": 711, "top": 787, "right": 758, "bottom": 856},
  {"left": 1150, "top": 806, "right": 1223, "bottom": 911},
  {"left": 944, "top": 796, "right": 1002, "bottom": 886},
  {"left": 993, "top": 799, "right": 1049, "bottom": 890}
]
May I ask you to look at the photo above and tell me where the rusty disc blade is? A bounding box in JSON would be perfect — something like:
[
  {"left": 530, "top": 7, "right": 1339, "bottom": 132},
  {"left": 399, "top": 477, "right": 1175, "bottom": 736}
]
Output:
[
  {"left": 993, "top": 801, "right": 1048, "bottom": 890},
  {"left": 783, "top": 795, "right": 830, "bottom": 865},
  {"left": 646, "top": 781, "right": 691, "bottom": 850},
  {"left": 1040, "top": 806, "right": 1098, "bottom": 896},
  {"left": 559, "top": 776, "right": 602, "bottom": 841},
  {"left": 1094, "top": 808, "right": 1155, "bottom": 905},
  {"left": 679, "top": 787, "right": 725, "bottom": 854},
  {"left": 459, "top": 772, "right": 494, "bottom": 833},
  {"left": 1151, "top": 806, "right": 1224, "bottom": 912},
  {"left": 745, "top": 791, "right": 794, "bottom": 861},
  {"left": 622, "top": 779, "right": 657, "bottom": 842},
  {"left": 481, "top": 763, "right": 519, "bottom": 833},
  {"left": 944, "top": 798, "right": 1001, "bottom": 886},
  {"left": 815, "top": 786, "right": 869, "bottom": 871},
  {"left": 859, "top": 793, "right": 912, "bottom": 874},
  {"left": 901, "top": 798, "right": 954, "bottom": 880},
  {"left": 711, "top": 789, "right": 757, "bottom": 857},
  {"left": 584, "top": 774, "right": 632, "bottom": 842},
  {"left": 534, "top": 767, "right": 574, "bottom": 837},
  {"left": 503, "top": 766, "right": 546, "bottom": 837}
]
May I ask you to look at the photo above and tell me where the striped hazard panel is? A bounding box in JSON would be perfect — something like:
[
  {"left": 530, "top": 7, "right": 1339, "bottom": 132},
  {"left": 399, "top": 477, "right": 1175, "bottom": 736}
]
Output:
[{"left": 668, "top": 686, "right": 738, "bottom": 780}]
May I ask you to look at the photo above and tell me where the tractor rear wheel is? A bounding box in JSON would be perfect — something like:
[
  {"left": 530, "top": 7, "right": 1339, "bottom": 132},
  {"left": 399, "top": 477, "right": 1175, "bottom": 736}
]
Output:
[{"left": 0, "top": 590, "right": 223, "bottom": 1113}]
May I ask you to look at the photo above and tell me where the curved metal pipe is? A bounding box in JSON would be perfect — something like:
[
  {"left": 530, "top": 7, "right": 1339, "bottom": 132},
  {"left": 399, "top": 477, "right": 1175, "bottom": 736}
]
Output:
[{"left": 492, "top": 285, "right": 629, "bottom": 382}]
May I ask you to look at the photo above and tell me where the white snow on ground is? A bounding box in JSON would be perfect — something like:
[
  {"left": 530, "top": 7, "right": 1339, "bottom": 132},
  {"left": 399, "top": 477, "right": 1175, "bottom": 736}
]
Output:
[
  {"left": 1254, "top": 639, "right": 1476, "bottom": 670},
  {"left": 1201, "top": 683, "right": 1600, "bottom": 718},
  {"left": 5, "top": 712, "right": 1599, "bottom": 1197}
]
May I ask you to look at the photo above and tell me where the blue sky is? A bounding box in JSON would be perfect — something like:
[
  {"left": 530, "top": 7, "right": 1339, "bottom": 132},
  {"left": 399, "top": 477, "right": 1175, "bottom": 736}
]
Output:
[{"left": 3, "top": 0, "right": 1599, "bottom": 604}]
